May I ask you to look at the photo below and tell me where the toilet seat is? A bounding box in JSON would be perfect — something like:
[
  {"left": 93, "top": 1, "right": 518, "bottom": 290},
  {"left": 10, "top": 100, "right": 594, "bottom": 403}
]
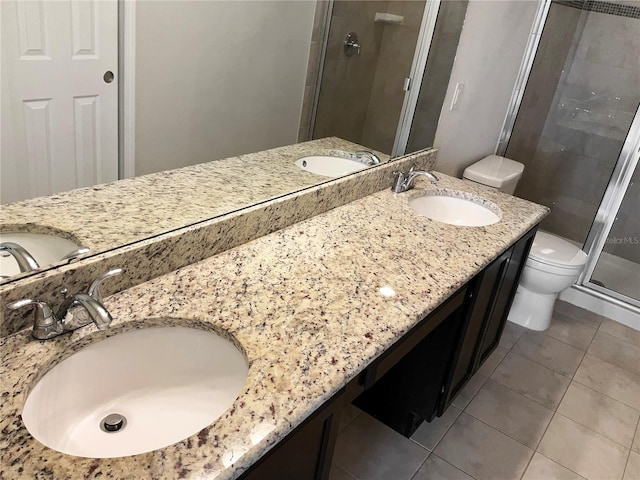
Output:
[{"left": 528, "top": 231, "right": 588, "bottom": 270}]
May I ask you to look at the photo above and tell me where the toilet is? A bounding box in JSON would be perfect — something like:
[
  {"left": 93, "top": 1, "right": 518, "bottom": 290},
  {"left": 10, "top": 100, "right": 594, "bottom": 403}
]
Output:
[{"left": 463, "top": 155, "right": 588, "bottom": 331}]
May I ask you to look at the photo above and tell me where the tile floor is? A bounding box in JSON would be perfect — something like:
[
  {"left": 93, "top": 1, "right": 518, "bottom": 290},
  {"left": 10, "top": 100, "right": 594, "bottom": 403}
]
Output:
[{"left": 330, "top": 301, "right": 640, "bottom": 480}]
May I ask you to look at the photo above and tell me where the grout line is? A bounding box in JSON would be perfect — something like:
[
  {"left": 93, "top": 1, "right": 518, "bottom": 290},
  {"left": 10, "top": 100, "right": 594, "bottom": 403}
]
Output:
[
  {"left": 409, "top": 405, "right": 464, "bottom": 452},
  {"left": 533, "top": 449, "right": 588, "bottom": 480},
  {"left": 491, "top": 351, "right": 572, "bottom": 408},
  {"left": 463, "top": 409, "right": 538, "bottom": 452},
  {"left": 406, "top": 450, "right": 431, "bottom": 480},
  {"left": 554, "top": 410, "right": 634, "bottom": 451},
  {"left": 623, "top": 419, "right": 640, "bottom": 480}
]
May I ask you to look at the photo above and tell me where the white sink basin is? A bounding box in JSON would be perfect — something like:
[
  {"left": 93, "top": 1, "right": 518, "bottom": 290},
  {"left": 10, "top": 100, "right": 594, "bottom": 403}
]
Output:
[
  {"left": 0, "top": 232, "right": 84, "bottom": 277},
  {"left": 295, "top": 155, "right": 371, "bottom": 178},
  {"left": 408, "top": 192, "right": 501, "bottom": 227},
  {"left": 22, "top": 326, "right": 248, "bottom": 458}
]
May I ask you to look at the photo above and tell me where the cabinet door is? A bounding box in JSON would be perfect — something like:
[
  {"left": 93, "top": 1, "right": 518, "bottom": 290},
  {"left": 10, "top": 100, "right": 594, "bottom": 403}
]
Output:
[
  {"left": 439, "top": 226, "right": 538, "bottom": 413},
  {"left": 241, "top": 390, "right": 343, "bottom": 480},
  {"left": 476, "top": 228, "right": 536, "bottom": 366},
  {"left": 439, "top": 250, "right": 510, "bottom": 410}
]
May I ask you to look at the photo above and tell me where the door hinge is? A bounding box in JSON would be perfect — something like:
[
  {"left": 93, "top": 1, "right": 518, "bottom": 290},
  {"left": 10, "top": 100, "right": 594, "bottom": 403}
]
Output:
[{"left": 403, "top": 77, "right": 411, "bottom": 92}]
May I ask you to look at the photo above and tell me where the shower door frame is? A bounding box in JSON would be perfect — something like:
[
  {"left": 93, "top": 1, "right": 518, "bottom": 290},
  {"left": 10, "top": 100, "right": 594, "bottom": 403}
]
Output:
[{"left": 579, "top": 106, "right": 640, "bottom": 308}]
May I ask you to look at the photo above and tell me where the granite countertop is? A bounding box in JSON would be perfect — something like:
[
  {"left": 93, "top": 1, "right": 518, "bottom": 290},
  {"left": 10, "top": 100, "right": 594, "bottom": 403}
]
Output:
[
  {"left": 0, "top": 137, "right": 387, "bottom": 252},
  {"left": 0, "top": 174, "right": 548, "bottom": 479}
]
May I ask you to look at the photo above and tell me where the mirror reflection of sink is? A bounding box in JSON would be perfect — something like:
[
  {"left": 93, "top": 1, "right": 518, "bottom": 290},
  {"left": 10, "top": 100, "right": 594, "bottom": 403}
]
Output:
[
  {"left": 22, "top": 326, "right": 249, "bottom": 458},
  {"left": 408, "top": 191, "right": 501, "bottom": 227},
  {"left": 0, "top": 232, "right": 85, "bottom": 277},
  {"left": 295, "top": 154, "right": 372, "bottom": 178}
]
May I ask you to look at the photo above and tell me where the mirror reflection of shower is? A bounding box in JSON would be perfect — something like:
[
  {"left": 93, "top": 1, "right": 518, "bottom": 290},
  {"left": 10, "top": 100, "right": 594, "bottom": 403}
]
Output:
[{"left": 305, "top": 0, "right": 468, "bottom": 156}]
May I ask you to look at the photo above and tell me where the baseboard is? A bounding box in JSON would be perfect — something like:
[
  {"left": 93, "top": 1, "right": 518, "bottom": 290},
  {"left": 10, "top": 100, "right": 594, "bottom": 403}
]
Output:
[{"left": 560, "top": 285, "right": 640, "bottom": 332}]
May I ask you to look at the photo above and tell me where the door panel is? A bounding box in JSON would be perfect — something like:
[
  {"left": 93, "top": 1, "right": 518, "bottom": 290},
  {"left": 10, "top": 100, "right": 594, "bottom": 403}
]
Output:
[{"left": 1, "top": 0, "right": 118, "bottom": 204}]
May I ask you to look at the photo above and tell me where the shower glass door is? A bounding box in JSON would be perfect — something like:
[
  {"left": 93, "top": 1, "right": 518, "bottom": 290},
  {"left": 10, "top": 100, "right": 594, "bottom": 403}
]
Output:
[
  {"left": 582, "top": 107, "right": 640, "bottom": 306},
  {"left": 502, "top": 0, "right": 640, "bottom": 309}
]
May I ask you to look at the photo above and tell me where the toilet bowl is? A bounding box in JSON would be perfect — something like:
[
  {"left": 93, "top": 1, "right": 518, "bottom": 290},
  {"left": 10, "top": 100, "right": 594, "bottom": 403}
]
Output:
[
  {"left": 463, "top": 155, "right": 589, "bottom": 331},
  {"left": 507, "top": 231, "right": 588, "bottom": 331}
]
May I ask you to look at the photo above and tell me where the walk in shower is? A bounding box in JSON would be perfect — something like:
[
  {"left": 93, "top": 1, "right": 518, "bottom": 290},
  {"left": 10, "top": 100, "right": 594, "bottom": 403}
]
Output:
[{"left": 502, "top": 0, "right": 640, "bottom": 308}]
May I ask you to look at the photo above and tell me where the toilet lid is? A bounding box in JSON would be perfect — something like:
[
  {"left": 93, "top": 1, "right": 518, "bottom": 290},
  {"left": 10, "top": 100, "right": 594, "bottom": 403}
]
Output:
[
  {"left": 529, "top": 231, "right": 588, "bottom": 268},
  {"left": 462, "top": 155, "right": 524, "bottom": 189}
]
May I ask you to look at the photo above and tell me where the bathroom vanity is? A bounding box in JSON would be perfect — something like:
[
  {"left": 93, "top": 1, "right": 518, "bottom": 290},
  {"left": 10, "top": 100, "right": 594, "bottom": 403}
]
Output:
[{"left": 0, "top": 167, "right": 548, "bottom": 479}]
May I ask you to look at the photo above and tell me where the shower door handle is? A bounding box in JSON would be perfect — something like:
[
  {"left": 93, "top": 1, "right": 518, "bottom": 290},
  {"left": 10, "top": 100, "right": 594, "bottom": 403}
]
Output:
[{"left": 344, "top": 32, "right": 361, "bottom": 57}]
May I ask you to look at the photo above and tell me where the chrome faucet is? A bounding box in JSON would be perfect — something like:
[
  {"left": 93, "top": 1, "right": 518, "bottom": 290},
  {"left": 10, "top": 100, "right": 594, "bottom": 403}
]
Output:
[
  {"left": 391, "top": 167, "right": 439, "bottom": 193},
  {"left": 6, "top": 268, "right": 123, "bottom": 340},
  {"left": 0, "top": 242, "right": 40, "bottom": 272},
  {"left": 354, "top": 150, "right": 381, "bottom": 166},
  {"left": 60, "top": 247, "right": 91, "bottom": 263}
]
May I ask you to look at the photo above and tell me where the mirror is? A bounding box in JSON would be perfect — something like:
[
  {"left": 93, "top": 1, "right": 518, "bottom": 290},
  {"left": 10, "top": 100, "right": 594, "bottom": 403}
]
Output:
[{"left": 1, "top": 0, "right": 465, "bottom": 282}]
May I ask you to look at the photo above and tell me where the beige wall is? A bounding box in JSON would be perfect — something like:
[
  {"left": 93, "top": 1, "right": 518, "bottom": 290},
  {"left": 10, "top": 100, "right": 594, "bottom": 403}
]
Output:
[
  {"left": 432, "top": 0, "right": 540, "bottom": 177},
  {"left": 135, "top": 1, "right": 315, "bottom": 176}
]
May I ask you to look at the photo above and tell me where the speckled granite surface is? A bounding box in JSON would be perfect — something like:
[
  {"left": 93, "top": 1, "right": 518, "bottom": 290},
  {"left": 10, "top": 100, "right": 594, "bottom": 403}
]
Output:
[
  {"left": 0, "top": 138, "right": 387, "bottom": 276},
  {"left": 0, "top": 148, "right": 432, "bottom": 337},
  {"left": 0, "top": 173, "right": 548, "bottom": 479}
]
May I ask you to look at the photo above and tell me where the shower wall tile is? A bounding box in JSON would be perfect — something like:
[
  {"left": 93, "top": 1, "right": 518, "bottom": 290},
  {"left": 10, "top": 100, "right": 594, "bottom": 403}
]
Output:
[
  {"left": 564, "top": 58, "right": 640, "bottom": 117},
  {"left": 361, "top": 0, "right": 426, "bottom": 153},
  {"left": 511, "top": 7, "right": 639, "bottom": 256},
  {"left": 312, "top": 1, "right": 385, "bottom": 146},
  {"left": 574, "top": 10, "right": 640, "bottom": 72}
]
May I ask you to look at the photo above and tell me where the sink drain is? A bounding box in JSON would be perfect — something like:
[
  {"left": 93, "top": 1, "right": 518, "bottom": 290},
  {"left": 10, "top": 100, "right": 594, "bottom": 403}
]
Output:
[{"left": 100, "top": 413, "right": 126, "bottom": 433}]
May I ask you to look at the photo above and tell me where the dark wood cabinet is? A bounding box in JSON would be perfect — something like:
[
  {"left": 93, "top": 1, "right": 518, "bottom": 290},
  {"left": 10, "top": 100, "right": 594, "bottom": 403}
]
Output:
[
  {"left": 240, "top": 389, "right": 344, "bottom": 480},
  {"left": 439, "top": 226, "right": 536, "bottom": 413},
  {"left": 353, "top": 288, "right": 467, "bottom": 436}
]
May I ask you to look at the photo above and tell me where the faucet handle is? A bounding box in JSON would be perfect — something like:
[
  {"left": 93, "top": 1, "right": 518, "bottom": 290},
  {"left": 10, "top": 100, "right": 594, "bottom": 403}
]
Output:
[
  {"left": 7, "top": 298, "right": 63, "bottom": 339},
  {"left": 88, "top": 268, "right": 123, "bottom": 302}
]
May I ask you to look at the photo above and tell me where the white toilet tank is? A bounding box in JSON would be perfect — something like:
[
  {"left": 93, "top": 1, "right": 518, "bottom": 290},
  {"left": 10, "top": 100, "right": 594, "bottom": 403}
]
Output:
[{"left": 463, "top": 155, "right": 524, "bottom": 195}]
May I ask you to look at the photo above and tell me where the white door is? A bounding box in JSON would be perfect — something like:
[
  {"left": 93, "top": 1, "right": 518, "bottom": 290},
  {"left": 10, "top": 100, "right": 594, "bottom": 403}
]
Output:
[{"left": 1, "top": 0, "right": 118, "bottom": 204}]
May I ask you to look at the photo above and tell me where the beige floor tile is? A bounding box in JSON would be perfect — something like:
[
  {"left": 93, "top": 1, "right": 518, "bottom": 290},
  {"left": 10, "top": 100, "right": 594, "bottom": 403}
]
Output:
[
  {"left": 491, "top": 352, "right": 571, "bottom": 409},
  {"left": 554, "top": 301, "right": 605, "bottom": 329},
  {"left": 539, "top": 414, "right": 629, "bottom": 480},
  {"left": 434, "top": 412, "right": 533, "bottom": 480},
  {"left": 466, "top": 378, "right": 554, "bottom": 448},
  {"left": 451, "top": 373, "right": 487, "bottom": 409},
  {"left": 412, "top": 454, "right": 474, "bottom": 480},
  {"left": 633, "top": 423, "right": 640, "bottom": 454},
  {"left": 624, "top": 451, "right": 640, "bottom": 480},
  {"left": 339, "top": 402, "right": 362, "bottom": 432},
  {"left": 478, "top": 345, "right": 509, "bottom": 376},
  {"left": 501, "top": 321, "right": 526, "bottom": 348},
  {"left": 333, "top": 412, "right": 428, "bottom": 480},
  {"left": 411, "top": 406, "right": 462, "bottom": 451},
  {"left": 599, "top": 319, "right": 640, "bottom": 347},
  {"left": 558, "top": 382, "right": 640, "bottom": 448},
  {"left": 588, "top": 331, "right": 640, "bottom": 375},
  {"left": 546, "top": 312, "right": 597, "bottom": 351},
  {"left": 513, "top": 332, "right": 584, "bottom": 377},
  {"left": 522, "top": 453, "right": 586, "bottom": 480},
  {"left": 574, "top": 354, "right": 640, "bottom": 410}
]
